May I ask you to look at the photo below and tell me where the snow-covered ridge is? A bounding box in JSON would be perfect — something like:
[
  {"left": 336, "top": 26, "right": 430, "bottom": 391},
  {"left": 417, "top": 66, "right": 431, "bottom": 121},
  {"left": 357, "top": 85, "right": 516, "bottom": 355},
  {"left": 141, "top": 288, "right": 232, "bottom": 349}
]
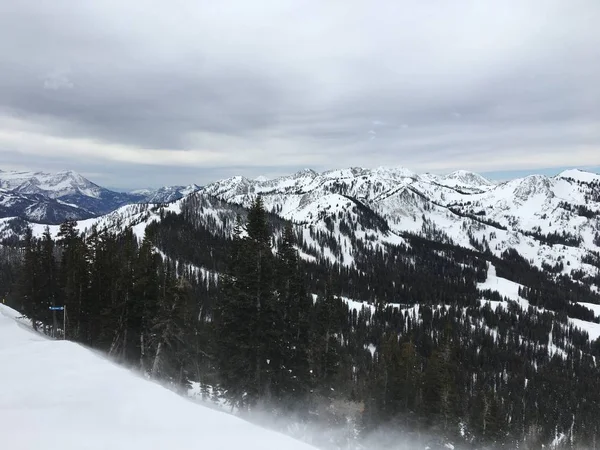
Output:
[
  {"left": 200, "top": 165, "right": 600, "bottom": 281},
  {"left": 442, "top": 169, "right": 494, "bottom": 188},
  {"left": 132, "top": 184, "right": 201, "bottom": 203},
  {"left": 201, "top": 165, "right": 497, "bottom": 207},
  {"left": 2, "top": 164, "right": 599, "bottom": 285},
  {"left": 0, "top": 168, "right": 201, "bottom": 223},
  {"left": 558, "top": 169, "right": 600, "bottom": 184},
  {"left": 0, "top": 169, "right": 104, "bottom": 199}
]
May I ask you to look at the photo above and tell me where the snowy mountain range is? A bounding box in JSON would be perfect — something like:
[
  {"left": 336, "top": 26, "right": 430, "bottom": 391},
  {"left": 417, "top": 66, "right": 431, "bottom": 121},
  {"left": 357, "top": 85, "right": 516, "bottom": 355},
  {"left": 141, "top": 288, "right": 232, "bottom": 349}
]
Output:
[
  {"left": 131, "top": 184, "right": 202, "bottom": 204},
  {"left": 3, "top": 165, "right": 600, "bottom": 278},
  {"left": 199, "top": 166, "right": 600, "bottom": 280},
  {"left": 4, "top": 164, "right": 598, "bottom": 288},
  {"left": 0, "top": 169, "right": 201, "bottom": 223}
]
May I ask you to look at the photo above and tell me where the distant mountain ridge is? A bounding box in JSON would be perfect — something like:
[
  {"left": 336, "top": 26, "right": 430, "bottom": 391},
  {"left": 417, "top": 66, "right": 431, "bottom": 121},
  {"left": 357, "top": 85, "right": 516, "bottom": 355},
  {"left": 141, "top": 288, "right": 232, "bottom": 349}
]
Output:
[
  {"left": 1, "top": 164, "right": 598, "bottom": 233},
  {"left": 3, "top": 164, "right": 597, "bottom": 283},
  {"left": 198, "top": 165, "right": 600, "bottom": 282},
  {"left": 0, "top": 169, "right": 200, "bottom": 223},
  {"left": 131, "top": 184, "right": 202, "bottom": 204},
  {"left": 0, "top": 169, "right": 111, "bottom": 198}
]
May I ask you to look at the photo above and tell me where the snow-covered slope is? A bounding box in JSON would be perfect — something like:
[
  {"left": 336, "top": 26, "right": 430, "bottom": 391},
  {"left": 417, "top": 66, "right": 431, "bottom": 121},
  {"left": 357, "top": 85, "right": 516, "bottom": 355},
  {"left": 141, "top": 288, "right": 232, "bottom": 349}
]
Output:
[
  {"left": 438, "top": 170, "right": 494, "bottom": 192},
  {"left": 0, "top": 303, "right": 316, "bottom": 450},
  {"left": 0, "top": 169, "right": 148, "bottom": 222},
  {"left": 200, "top": 166, "right": 600, "bottom": 281},
  {"left": 558, "top": 169, "right": 600, "bottom": 184},
  {"left": 0, "top": 188, "right": 91, "bottom": 223},
  {"left": 0, "top": 202, "right": 174, "bottom": 242},
  {"left": 132, "top": 184, "right": 201, "bottom": 203},
  {"left": 2, "top": 164, "right": 599, "bottom": 285},
  {"left": 0, "top": 169, "right": 106, "bottom": 199}
]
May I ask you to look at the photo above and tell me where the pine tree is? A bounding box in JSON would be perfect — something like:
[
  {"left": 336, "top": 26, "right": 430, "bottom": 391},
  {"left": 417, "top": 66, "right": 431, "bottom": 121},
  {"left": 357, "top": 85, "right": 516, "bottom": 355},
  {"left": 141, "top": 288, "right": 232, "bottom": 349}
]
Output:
[
  {"left": 88, "top": 229, "right": 122, "bottom": 350},
  {"left": 17, "top": 227, "right": 43, "bottom": 330},
  {"left": 133, "top": 233, "right": 161, "bottom": 373},
  {"left": 56, "top": 219, "right": 88, "bottom": 342},
  {"left": 311, "top": 284, "right": 345, "bottom": 401},
  {"left": 215, "top": 197, "right": 281, "bottom": 409},
  {"left": 104, "top": 229, "right": 138, "bottom": 361},
  {"left": 422, "top": 330, "right": 458, "bottom": 432},
  {"left": 85, "top": 225, "right": 109, "bottom": 347},
  {"left": 276, "top": 223, "right": 312, "bottom": 413},
  {"left": 214, "top": 212, "right": 259, "bottom": 409},
  {"left": 150, "top": 267, "right": 191, "bottom": 385},
  {"left": 40, "top": 227, "right": 59, "bottom": 336}
]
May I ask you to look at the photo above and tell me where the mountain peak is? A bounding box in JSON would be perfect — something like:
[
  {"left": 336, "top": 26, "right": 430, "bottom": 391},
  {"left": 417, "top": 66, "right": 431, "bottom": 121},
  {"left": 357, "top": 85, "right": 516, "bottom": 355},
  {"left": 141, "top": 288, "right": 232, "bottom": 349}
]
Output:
[
  {"left": 0, "top": 169, "right": 160, "bottom": 223},
  {"left": 57, "top": 169, "right": 77, "bottom": 175},
  {"left": 130, "top": 184, "right": 201, "bottom": 204},
  {"left": 0, "top": 168, "right": 103, "bottom": 199},
  {"left": 443, "top": 170, "right": 492, "bottom": 186},
  {"left": 557, "top": 169, "right": 600, "bottom": 184},
  {"left": 292, "top": 168, "right": 318, "bottom": 178},
  {"left": 373, "top": 166, "right": 417, "bottom": 179}
]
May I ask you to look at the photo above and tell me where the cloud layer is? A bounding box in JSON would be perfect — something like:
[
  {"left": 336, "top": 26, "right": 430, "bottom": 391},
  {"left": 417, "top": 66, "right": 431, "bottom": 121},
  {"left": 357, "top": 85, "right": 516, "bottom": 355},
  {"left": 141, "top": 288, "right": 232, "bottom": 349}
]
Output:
[{"left": 1, "top": 0, "right": 599, "bottom": 188}]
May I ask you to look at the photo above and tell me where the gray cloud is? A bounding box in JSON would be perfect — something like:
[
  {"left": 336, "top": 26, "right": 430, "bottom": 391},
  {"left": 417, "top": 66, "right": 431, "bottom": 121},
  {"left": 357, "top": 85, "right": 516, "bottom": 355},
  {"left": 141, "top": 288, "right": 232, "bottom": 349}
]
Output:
[{"left": 0, "top": 0, "right": 599, "bottom": 189}]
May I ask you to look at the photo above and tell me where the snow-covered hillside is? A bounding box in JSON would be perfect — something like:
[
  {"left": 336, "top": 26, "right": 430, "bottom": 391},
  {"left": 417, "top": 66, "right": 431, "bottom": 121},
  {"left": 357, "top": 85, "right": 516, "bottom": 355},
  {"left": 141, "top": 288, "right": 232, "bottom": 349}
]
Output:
[
  {"left": 0, "top": 304, "right": 316, "bottom": 450},
  {"left": 200, "top": 166, "right": 600, "bottom": 282},
  {"left": 0, "top": 188, "right": 91, "bottom": 223},
  {"left": 0, "top": 169, "right": 104, "bottom": 198},
  {"left": 2, "top": 164, "right": 599, "bottom": 285},
  {"left": 0, "top": 169, "right": 148, "bottom": 222},
  {"left": 131, "top": 184, "right": 201, "bottom": 203}
]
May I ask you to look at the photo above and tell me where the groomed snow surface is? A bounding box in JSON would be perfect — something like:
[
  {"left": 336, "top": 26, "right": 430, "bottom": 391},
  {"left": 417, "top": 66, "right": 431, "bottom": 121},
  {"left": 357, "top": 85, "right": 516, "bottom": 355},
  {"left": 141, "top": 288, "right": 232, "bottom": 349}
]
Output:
[{"left": 0, "top": 304, "right": 316, "bottom": 450}]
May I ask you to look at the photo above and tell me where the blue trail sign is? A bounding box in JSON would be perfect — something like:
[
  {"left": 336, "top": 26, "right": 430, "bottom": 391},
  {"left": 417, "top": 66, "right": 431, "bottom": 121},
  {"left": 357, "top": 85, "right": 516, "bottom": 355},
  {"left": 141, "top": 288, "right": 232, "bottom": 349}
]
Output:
[{"left": 49, "top": 306, "right": 64, "bottom": 311}]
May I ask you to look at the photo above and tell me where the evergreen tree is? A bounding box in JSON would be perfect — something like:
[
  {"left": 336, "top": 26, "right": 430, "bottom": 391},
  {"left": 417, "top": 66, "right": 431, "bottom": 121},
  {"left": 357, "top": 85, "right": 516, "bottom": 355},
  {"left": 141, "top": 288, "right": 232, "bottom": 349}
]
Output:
[
  {"left": 422, "top": 329, "right": 458, "bottom": 433},
  {"left": 17, "top": 227, "right": 43, "bottom": 330},
  {"left": 133, "top": 233, "right": 161, "bottom": 372},
  {"left": 214, "top": 212, "right": 260, "bottom": 409},
  {"left": 215, "top": 197, "right": 282, "bottom": 409},
  {"left": 56, "top": 219, "right": 88, "bottom": 341},
  {"left": 311, "top": 284, "right": 345, "bottom": 401},
  {"left": 40, "top": 227, "right": 59, "bottom": 336},
  {"left": 150, "top": 267, "right": 191, "bottom": 385},
  {"left": 276, "top": 223, "right": 312, "bottom": 413}
]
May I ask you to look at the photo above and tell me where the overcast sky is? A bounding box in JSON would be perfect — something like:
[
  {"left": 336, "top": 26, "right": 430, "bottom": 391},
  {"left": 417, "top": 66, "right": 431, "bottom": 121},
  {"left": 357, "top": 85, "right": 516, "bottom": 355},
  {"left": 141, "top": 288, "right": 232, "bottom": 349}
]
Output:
[{"left": 1, "top": 0, "right": 599, "bottom": 190}]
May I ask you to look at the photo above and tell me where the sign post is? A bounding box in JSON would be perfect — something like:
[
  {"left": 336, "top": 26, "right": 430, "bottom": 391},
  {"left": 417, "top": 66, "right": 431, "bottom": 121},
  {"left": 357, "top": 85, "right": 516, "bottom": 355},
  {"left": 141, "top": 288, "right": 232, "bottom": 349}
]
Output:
[{"left": 49, "top": 306, "right": 66, "bottom": 340}]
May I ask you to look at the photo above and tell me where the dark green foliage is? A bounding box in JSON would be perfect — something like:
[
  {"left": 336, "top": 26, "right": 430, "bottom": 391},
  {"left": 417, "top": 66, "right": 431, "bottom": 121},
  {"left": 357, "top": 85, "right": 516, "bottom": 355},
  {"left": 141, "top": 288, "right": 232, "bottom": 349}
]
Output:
[
  {"left": 213, "top": 215, "right": 261, "bottom": 408},
  {"left": 275, "top": 223, "right": 312, "bottom": 412},
  {"left": 558, "top": 200, "right": 598, "bottom": 219},
  {"left": 0, "top": 244, "right": 20, "bottom": 307},
  {"left": 16, "top": 228, "right": 45, "bottom": 330},
  {"left": 8, "top": 220, "right": 207, "bottom": 393},
  {"left": 523, "top": 227, "right": 583, "bottom": 247},
  {"left": 214, "top": 197, "right": 287, "bottom": 409}
]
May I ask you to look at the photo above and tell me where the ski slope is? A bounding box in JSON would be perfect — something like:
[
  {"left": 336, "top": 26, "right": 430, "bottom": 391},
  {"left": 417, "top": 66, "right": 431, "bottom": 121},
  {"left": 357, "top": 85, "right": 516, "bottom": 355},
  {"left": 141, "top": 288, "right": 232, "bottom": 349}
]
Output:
[{"left": 0, "top": 304, "right": 316, "bottom": 450}]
